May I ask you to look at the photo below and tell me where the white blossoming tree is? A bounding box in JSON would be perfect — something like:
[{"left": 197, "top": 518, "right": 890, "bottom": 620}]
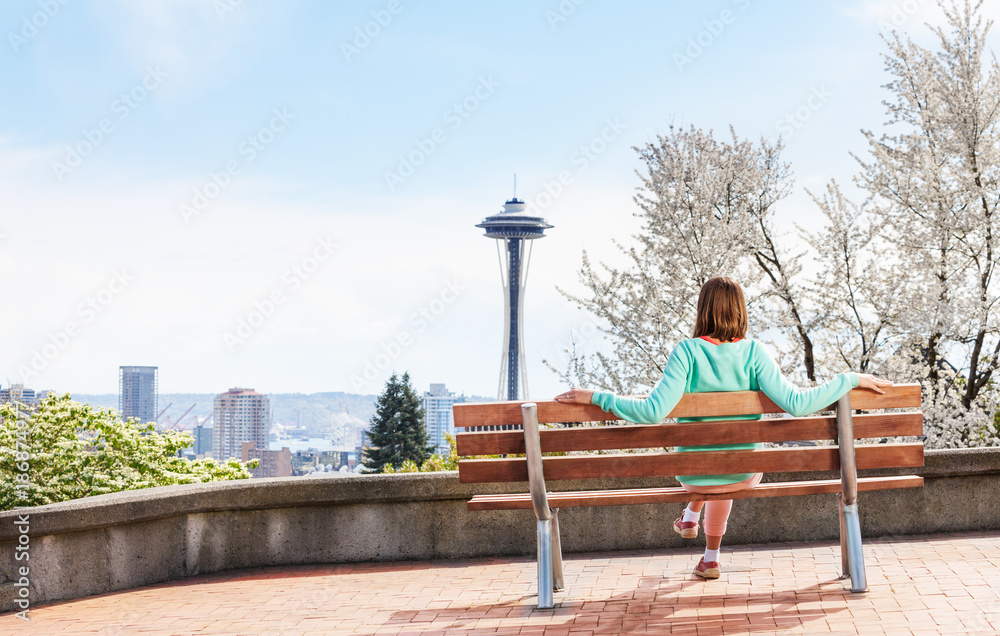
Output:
[
  {"left": 551, "top": 126, "right": 814, "bottom": 394},
  {"left": 853, "top": 0, "right": 1000, "bottom": 444},
  {"left": 551, "top": 0, "right": 1000, "bottom": 448}
]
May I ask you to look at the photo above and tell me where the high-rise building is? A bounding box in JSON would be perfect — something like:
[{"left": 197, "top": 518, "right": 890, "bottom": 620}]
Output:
[
  {"left": 119, "top": 366, "right": 158, "bottom": 423},
  {"left": 192, "top": 425, "right": 214, "bottom": 456},
  {"left": 422, "top": 383, "right": 464, "bottom": 455},
  {"left": 476, "top": 192, "right": 553, "bottom": 401},
  {"left": 356, "top": 429, "right": 370, "bottom": 466},
  {"left": 241, "top": 442, "right": 291, "bottom": 478},
  {"left": 213, "top": 388, "right": 269, "bottom": 461},
  {"left": 0, "top": 384, "right": 36, "bottom": 407}
]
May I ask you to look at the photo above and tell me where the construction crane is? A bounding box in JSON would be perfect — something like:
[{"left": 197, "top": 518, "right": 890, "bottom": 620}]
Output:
[
  {"left": 155, "top": 403, "right": 173, "bottom": 423},
  {"left": 169, "top": 404, "right": 196, "bottom": 430}
]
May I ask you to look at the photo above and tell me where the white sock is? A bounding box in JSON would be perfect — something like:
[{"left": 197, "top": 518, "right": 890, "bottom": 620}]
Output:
[
  {"left": 704, "top": 548, "right": 720, "bottom": 563},
  {"left": 682, "top": 507, "right": 700, "bottom": 523}
]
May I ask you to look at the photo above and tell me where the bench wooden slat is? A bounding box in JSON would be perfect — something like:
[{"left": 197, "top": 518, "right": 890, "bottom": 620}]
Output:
[
  {"left": 457, "top": 443, "right": 923, "bottom": 483},
  {"left": 456, "top": 412, "right": 923, "bottom": 456},
  {"left": 452, "top": 384, "right": 922, "bottom": 428},
  {"left": 466, "top": 475, "right": 925, "bottom": 511}
]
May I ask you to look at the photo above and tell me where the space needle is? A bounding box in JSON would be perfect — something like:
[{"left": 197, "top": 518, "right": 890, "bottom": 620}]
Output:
[{"left": 477, "top": 185, "right": 553, "bottom": 401}]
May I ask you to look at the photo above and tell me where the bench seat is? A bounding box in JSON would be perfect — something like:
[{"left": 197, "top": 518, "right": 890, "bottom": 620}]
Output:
[{"left": 467, "top": 475, "right": 924, "bottom": 510}]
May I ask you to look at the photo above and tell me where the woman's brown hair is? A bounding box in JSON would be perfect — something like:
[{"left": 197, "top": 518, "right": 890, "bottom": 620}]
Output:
[{"left": 693, "top": 277, "right": 747, "bottom": 342}]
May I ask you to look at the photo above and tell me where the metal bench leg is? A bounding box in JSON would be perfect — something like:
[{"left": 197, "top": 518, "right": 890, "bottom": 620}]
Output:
[
  {"left": 523, "top": 403, "right": 563, "bottom": 608},
  {"left": 536, "top": 518, "right": 554, "bottom": 609},
  {"left": 838, "top": 494, "right": 849, "bottom": 578},
  {"left": 551, "top": 509, "right": 564, "bottom": 592},
  {"left": 835, "top": 393, "right": 867, "bottom": 593},
  {"left": 842, "top": 502, "right": 867, "bottom": 592}
]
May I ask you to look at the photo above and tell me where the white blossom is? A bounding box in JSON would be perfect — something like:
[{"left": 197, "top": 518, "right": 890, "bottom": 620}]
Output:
[{"left": 550, "top": 0, "right": 1000, "bottom": 449}]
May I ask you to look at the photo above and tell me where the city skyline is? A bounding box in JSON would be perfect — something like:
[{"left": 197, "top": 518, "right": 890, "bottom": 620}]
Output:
[{"left": 5, "top": 2, "right": 1000, "bottom": 400}]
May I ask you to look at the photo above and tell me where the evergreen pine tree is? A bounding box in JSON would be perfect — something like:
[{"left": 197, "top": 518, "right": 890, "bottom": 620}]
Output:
[{"left": 361, "top": 372, "right": 431, "bottom": 473}]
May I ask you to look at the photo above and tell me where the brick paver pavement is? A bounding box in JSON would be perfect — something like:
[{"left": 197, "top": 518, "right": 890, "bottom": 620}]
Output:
[{"left": 2, "top": 531, "right": 1000, "bottom": 635}]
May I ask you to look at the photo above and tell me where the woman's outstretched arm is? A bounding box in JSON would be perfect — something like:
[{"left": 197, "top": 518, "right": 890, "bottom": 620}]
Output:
[
  {"left": 554, "top": 344, "right": 690, "bottom": 424},
  {"left": 751, "top": 341, "right": 891, "bottom": 416}
]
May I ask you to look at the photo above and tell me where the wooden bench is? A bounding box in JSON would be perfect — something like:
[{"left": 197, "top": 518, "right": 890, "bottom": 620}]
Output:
[{"left": 454, "top": 384, "right": 924, "bottom": 608}]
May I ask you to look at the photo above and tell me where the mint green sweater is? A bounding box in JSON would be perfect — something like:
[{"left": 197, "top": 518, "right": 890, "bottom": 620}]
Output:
[{"left": 590, "top": 338, "right": 859, "bottom": 486}]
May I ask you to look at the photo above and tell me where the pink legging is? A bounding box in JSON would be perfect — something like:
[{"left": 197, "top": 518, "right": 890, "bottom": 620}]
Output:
[{"left": 681, "top": 472, "right": 763, "bottom": 536}]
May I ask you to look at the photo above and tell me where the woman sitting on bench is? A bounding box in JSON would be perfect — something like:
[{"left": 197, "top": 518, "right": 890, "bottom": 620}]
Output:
[{"left": 554, "top": 276, "right": 891, "bottom": 580}]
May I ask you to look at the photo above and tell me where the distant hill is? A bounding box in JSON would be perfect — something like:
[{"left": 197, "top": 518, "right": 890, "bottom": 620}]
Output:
[{"left": 71, "top": 392, "right": 379, "bottom": 429}]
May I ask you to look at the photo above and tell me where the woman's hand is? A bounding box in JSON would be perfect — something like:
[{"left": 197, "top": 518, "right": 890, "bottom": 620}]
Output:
[
  {"left": 554, "top": 387, "right": 594, "bottom": 404},
  {"left": 857, "top": 373, "right": 893, "bottom": 394}
]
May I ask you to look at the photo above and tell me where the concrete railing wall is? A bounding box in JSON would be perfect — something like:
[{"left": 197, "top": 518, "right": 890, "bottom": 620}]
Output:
[{"left": 2, "top": 447, "right": 999, "bottom": 609}]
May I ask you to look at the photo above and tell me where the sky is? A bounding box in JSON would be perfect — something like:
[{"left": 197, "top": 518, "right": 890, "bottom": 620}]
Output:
[{"left": 3, "top": 0, "right": 1000, "bottom": 400}]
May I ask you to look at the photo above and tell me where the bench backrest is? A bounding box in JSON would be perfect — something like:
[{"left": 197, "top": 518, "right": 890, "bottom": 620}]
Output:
[{"left": 454, "top": 385, "right": 924, "bottom": 484}]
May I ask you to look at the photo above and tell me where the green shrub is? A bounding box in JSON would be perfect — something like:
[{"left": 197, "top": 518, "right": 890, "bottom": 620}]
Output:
[
  {"left": 380, "top": 433, "right": 458, "bottom": 473},
  {"left": 0, "top": 394, "right": 258, "bottom": 511}
]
